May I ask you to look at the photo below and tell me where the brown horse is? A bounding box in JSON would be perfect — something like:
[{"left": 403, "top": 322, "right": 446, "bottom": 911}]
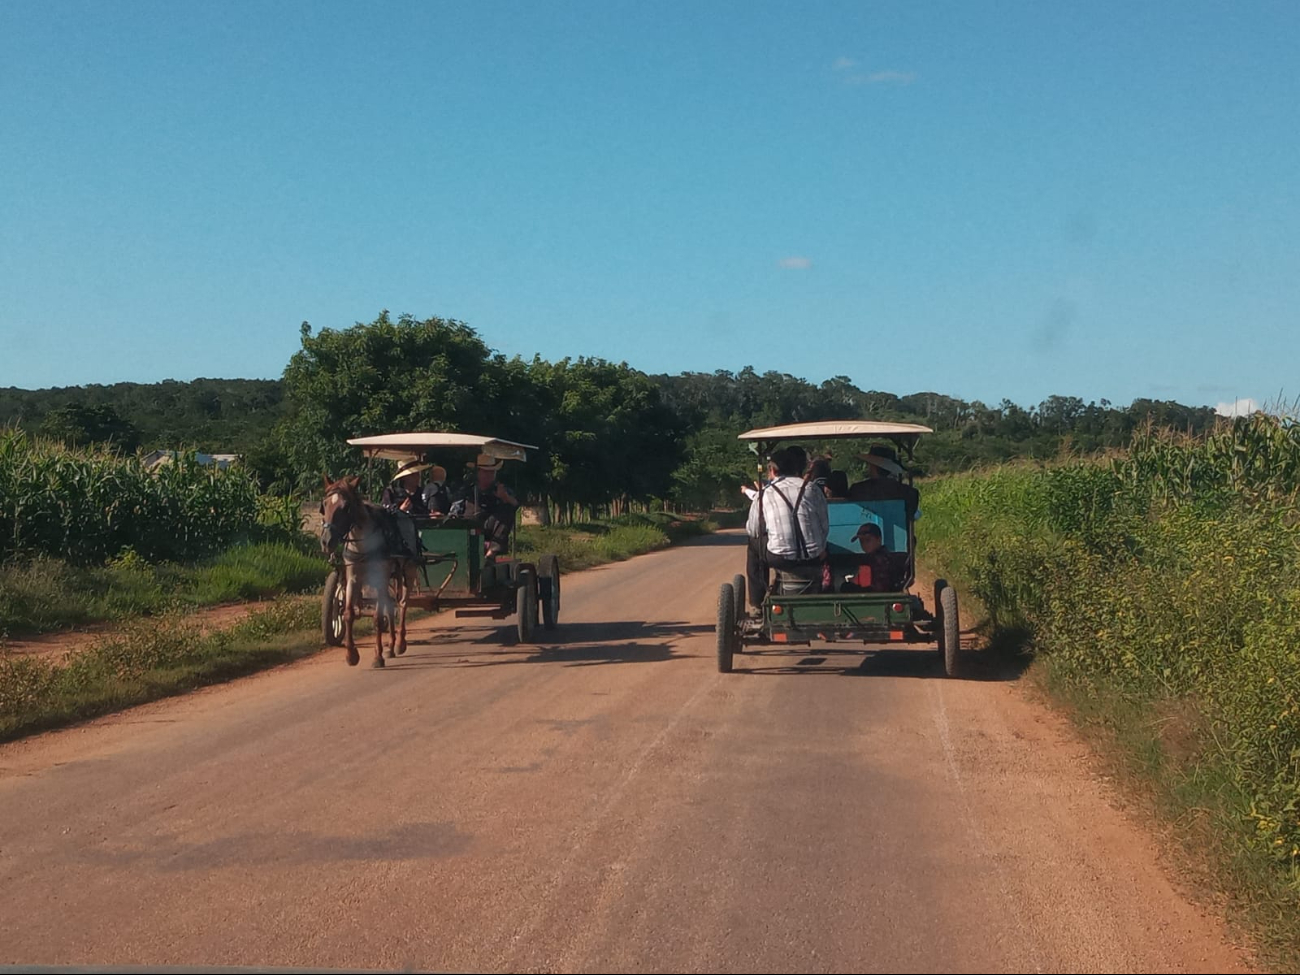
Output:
[{"left": 319, "top": 474, "right": 418, "bottom": 667}]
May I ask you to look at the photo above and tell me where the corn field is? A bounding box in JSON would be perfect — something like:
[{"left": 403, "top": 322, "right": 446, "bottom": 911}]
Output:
[
  {"left": 918, "top": 409, "right": 1300, "bottom": 897},
  {"left": 0, "top": 430, "right": 266, "bottom": 564}
]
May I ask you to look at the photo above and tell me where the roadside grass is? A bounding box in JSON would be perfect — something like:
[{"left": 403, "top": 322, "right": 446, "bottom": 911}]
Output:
[
  {"left": 515, "top": 510, "right": 728, "bottom": 571},
  {"left": 0, "top": 596, "right": 364, "bottom": 742},
  {"left": 0, "top": 509, "right": 740, "bottom": 744},
  {"left": 917, "top": 434, "right": 1300, "bottom": 972},
  {"left": 0, "top": 541, "right": 326, "bottom": 638},
  {"left": 1032, "top": 661, "right": 1296, "bottom": 971}
]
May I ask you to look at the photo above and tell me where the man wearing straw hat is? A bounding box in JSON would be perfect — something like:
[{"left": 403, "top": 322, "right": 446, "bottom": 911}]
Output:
[
  {"left": 847, "top": 445, "right": 920, "bottom": 519},
  {"left": 380, "top": 459, "right": 430, "bottom": 558},
  {"left": 456, "top": 452, "right": 520, "bottom": 558},
  {"left": 381, "top": 460, "right": 432, "bottom": 517}
]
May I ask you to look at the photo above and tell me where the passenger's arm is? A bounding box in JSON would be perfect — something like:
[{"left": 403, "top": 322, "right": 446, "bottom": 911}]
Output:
[
  {"left": 746, "top": 493, "right": 762, "bottom": 537},
  {"left": 810, "top": 491, "right": 830, "bottom": 551}
]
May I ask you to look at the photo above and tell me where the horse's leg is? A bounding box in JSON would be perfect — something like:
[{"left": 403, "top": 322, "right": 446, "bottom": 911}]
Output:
[
  {"left": 343, "top": 566, "right": 360, "bottom": 666},
  {"left": 372, "top": 564, "right": 387, "bottom": 668},
  {"left": 396, "top": 563, "right": 411, "bottom": 656},
  {"left": 383, "top": 574, "right": 396, "bottom": 659}
]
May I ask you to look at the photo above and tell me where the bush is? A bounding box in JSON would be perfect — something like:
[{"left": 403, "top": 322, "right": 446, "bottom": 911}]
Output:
[
  {"left": 918, "top": 414, "right": 1300, "bottom": 946},
  {"left": 0, "top": 542, "right": 326, "bottom": 637}
]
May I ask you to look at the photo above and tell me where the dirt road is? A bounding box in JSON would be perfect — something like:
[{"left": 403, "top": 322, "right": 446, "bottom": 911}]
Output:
[{"left": 0, "top": 532, "right": 1254, "bottom": 973}]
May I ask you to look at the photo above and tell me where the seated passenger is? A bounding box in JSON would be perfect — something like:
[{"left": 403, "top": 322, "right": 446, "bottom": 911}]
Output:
[
  {"left": 453, "top": 453, "right": 520, "bottom": 558},
  {"left": 380, "top": 461, "right": 428, "bottom": 558},
  {"left": 421, "top": 464, "right": 452, "bottom": 517},
  {"left": 826, "top": 470, "right": 849, "bottom": 499},
  {"left": 382, "top": 461, "right": 431, "bottom": 517},
  {"left": 847, "top": 445, "right": 919, "bottom": 520},
  {"left": 839, "top": 523, "right": 904, "bottom": 593},
  {"left": 744, "top": 445, "right": 831, "bottom": 609}
]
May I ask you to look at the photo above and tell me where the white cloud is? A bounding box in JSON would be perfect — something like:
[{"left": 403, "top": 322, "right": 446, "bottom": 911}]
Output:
[
  {"left": 832, "top": 56, "right": 858, "bottom": 71},
  {"left": 1216, "top": 397, "right": 1260, "bottom": 417},
  {"left": 778, "top": 256, "right": 812, "bottom": 269},
  {"left": 851, "top": 69, "right": 917, "bottom": 86}
]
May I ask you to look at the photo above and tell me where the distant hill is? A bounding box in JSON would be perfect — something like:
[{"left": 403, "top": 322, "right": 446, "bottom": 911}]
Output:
[
  {"left": 0, "top": 364, "right": 1224, "bottom": 501},
  {"left": 0, "top": 378, "right": 286, "bottom": 453}
]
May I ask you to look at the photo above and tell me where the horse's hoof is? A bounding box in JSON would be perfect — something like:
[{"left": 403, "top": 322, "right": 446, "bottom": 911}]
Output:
[
  {"left": 372, "top": 657, "right": 386, "bottom": 669},
  {"left": 346, "top": 650, "right": 360, "bottom": 667},
  {"left": 385, "top": 648, "right": 395, "bottom": 658},
  {"left": 396, "top": 643, "right": 407, "bottom": 656}
]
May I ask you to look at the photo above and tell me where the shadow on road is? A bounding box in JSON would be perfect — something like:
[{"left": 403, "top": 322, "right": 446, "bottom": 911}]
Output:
[
  {"left": 733, "top": 632, "right": 1030, "bottom": 683},
  {"left": 384, "top": 620, "right": 708, "bottom": 670}
]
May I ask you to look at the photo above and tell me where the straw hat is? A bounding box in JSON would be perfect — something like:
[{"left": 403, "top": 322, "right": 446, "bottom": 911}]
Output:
[
  {"left": 858, "top": 446, "right": 905, "bottom": 478},
  {"left": 474, "top": 452, "right": 503, "bottom": 471},
  {"left": 392, "top": 460, "right": 429, "bottom": 482}
]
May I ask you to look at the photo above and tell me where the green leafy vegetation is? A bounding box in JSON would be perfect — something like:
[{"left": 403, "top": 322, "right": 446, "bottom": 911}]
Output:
[
  {"left": 0, "top": 597, "right": 329, "bottom": 741},
  {"left": 515, "top": 511, "right": 724, "bottom": 572},
  {"left": 0, "top": 378, "right": 285, "bottom": 454},
  {"left": 918, "top": 414, "right": 1300, "bottom": 965},
  {"left": 0, "top": 542, "right": 326, "bottom": 637},
  {"left": 2, "top": 312, "right": 1220, "bottom": 516},
  {"left": 0, "top": 429, "right": 279, "bottom": 564}
]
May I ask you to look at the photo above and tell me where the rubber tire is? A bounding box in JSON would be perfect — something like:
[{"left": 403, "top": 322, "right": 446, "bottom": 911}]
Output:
[
  {"left": 941, "top": 584, "right": 961, "bottom": 678},
  {"left": 322, "top": 569, "right": 345, "bottom": 647},
  {"left": 517, "top": 568, "right": 538, "bottom": 643},
  {"left": 732, "top": 573, "right": 747, "bottom": 623},
  {"left": 933, "top": 579, "right": 949, "bottom": 656},
  {"left": 539, "top": 554, "right": 560, "bottom": 630},
  {"left": 717, "top": 583, "right": 736, "bottom": 673}
]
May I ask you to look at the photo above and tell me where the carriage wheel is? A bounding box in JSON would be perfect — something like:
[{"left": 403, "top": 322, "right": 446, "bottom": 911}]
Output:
[
  {"left": 940, "top": 584, "right": 962, "bottom": 678},
  {"left": 517, "top": 567, "right": 538, "bottom": 643},
  {"left": 322, "top": 569, "right": 345, "bottom": 646},
  {"left": 717, "top": 583, "right": 736, "bottom": 673},
  {"left": 731, "top": 574, "right": 747, "bottom": 631},
  {"left": 539, "top": 553, "right": 561, "bottom": 630}
]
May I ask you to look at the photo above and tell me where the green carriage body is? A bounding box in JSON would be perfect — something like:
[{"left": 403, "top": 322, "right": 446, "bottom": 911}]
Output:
[
  {"left": 321, "top": 433, "right": 562, "bottom": 645},
  {"left": 761, "top": 497, "right": 927, "bottom": 646},
  {"left": 716, "top": 420, "right": 965, "bottom": 676}
]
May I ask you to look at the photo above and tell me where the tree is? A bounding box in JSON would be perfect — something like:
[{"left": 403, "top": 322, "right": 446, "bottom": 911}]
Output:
[
  {"left": 276, "top": 310, "right": 523, "bottom": 492},
  {"left": 39, "top": 403, "right": 140, "bottom": 451}
]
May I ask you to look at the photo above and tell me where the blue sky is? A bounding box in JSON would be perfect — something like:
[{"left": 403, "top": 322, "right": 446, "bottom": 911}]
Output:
[{"left": 1, "top": 1, "right": 1296, "bottom": 413}]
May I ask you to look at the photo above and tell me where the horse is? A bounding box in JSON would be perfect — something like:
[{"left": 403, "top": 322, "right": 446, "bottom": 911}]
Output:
[{"left": 319, "top": 474, "right": 418, "bottom": 668}]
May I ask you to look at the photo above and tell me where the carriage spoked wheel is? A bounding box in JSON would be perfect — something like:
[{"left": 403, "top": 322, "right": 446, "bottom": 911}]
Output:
[
  {"left": 538, "top": 553, "right": 561, "bottom": 630},
  {"left": 322, "top": 569, "right": 346, "bottom": 647}
]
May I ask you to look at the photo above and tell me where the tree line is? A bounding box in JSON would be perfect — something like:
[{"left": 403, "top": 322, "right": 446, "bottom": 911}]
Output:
[{"left": 1, "top": 311, "right": 1221, "bottom": 516}]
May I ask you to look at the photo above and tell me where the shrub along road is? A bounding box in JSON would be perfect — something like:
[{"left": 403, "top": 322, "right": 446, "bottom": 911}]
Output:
[{"left": 0, "top": 532, "right": 1255, "bottom": 973}]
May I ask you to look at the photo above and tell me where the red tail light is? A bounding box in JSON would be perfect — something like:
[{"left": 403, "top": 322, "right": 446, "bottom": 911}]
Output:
[{"left": 892, "top": 602, "right": 905, "bottom": 613}]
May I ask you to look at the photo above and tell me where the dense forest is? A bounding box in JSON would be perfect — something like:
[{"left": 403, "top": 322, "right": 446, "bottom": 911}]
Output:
[
  {"left": 0, "top": 312, "right": 1221, "bottom": 512},
  {"left": 0, "top": 379, "right": 285, "bottom": 454}
]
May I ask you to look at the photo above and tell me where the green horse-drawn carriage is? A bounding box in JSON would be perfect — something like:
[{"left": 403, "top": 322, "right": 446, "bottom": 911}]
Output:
[
  {"left": 321, "top": 432, "right": 560, "bottom": 656},
  {"left": 716, "top": 420, "right": 966, "bottom": 677}
]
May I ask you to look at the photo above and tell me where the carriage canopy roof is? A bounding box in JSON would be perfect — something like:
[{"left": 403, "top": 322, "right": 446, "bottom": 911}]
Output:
[
  {"left": 737, "top": 420, "right": 933, "bottom": 442},
  {"left": 347, "top": 432, "right": 539, "bottom": 462}
]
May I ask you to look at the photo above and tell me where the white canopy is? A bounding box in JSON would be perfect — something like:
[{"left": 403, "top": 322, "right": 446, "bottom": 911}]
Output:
[
  {"left": 347, "top": 432, "right": 538, "bottom": 462},
  {"left": 738, "top": 420, "right": 933, "bottom": 442}
]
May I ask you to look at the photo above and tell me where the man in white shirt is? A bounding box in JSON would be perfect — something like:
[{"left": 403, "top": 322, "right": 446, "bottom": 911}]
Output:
[{"left": 745, "top": 445, "right": 830, "bottom": 611}]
